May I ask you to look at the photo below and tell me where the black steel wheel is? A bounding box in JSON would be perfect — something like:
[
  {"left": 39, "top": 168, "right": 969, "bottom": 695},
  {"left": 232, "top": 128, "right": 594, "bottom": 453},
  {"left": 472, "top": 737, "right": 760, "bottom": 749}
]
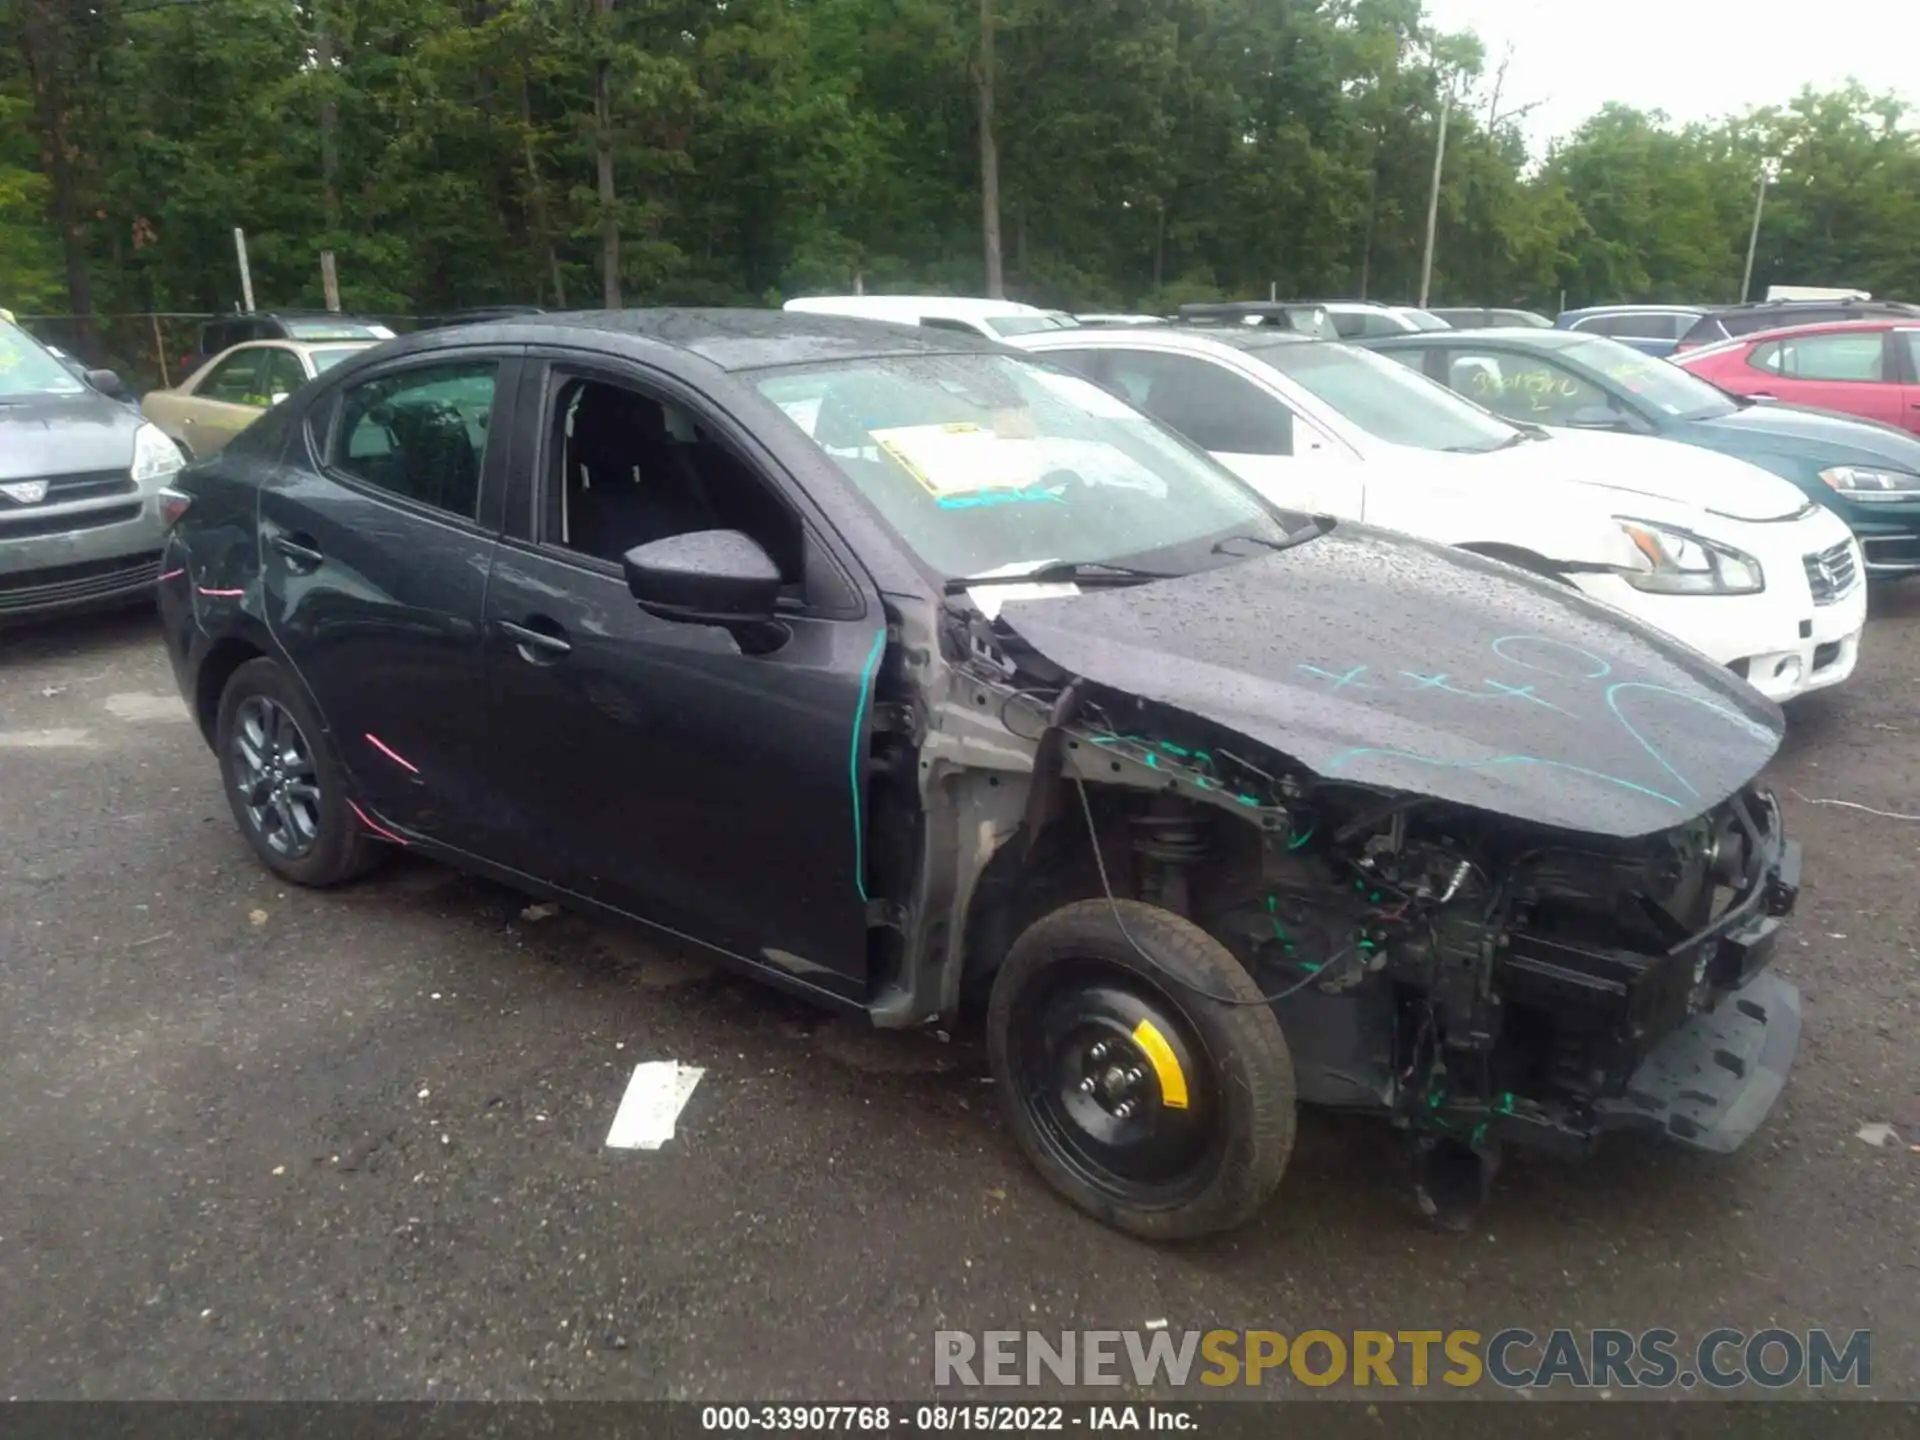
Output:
[
  {"left": 215, "top": 657, "right": 381, "bottom": 887},
  {"left": 987, "top": 899, "right": 1295, "bottom": 1240}
]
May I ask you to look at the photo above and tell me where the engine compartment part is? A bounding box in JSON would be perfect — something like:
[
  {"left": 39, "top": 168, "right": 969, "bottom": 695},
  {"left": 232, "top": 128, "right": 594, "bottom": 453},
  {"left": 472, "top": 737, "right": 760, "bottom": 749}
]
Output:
[{"left": 949, "top": 631, "right": 1800, "bottom": 1233}]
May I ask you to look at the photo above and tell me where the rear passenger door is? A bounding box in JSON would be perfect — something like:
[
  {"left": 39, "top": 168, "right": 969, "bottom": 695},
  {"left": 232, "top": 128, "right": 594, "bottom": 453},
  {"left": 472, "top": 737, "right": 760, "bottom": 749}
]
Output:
[
  {"left": 1746, "top": 331, "right": 1905, "bottom": 428},
  {"left": 260, "top": 349, "right": 520, "bottom": 850},
  {"left": 1893, "top": 328, "right": 1920, "bottom": 436}
]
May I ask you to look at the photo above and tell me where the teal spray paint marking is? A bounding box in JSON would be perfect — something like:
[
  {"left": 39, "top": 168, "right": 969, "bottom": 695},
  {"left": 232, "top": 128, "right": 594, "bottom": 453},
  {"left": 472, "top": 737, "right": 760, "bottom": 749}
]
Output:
[{"left": 849, "top": 628, "right": 888, "bottom": 902}]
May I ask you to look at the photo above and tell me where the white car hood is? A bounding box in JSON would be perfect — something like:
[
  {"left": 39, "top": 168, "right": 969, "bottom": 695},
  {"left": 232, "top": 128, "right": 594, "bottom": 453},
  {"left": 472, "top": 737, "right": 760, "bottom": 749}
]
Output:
[{"left": 1510, "top": 428, "right": 1812, "bottom": 521}]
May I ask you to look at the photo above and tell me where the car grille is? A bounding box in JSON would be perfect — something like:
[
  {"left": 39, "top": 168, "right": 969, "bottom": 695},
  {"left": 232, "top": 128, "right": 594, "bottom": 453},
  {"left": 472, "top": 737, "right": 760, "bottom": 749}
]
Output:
[
  {"left": 0, "top": 552, "right": 161, "bottom": 614},
  {"left": 0, "top": 501, "right": 145, "bottom": 538},
  {"left": 0, "top": 468, "right": 136, "bottom": 508},
  {"left": 1802, "top": 541, "right": 1859, "bottom": 604}
]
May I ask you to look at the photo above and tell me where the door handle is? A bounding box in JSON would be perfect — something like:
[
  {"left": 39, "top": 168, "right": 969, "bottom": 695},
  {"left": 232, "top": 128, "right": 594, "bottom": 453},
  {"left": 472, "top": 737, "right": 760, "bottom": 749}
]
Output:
[
  {"left": 500, "top": 618, "right": 572, "bottom": 660},
  {"left": 268, "top": 533, "right": 325, "bottom": 570}
]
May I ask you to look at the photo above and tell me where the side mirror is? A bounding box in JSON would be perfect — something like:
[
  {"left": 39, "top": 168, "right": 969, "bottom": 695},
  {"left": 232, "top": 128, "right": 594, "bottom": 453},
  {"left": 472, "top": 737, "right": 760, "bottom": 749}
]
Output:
[
  {"left": 85, "top": 367, "right": 128, "bottom": 397},
  {"left": 623, "top": 529, "right": 781, "bottom": 625},
  {"left": 1565, "top": 404, "right": 1626, "bottom": 430}
]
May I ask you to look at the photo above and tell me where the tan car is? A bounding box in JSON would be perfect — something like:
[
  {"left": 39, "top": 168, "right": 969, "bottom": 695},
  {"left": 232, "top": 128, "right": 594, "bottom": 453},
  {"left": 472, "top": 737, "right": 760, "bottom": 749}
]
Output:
[{"left": 142, "top": 338, "right": 375, "bottom": 457}]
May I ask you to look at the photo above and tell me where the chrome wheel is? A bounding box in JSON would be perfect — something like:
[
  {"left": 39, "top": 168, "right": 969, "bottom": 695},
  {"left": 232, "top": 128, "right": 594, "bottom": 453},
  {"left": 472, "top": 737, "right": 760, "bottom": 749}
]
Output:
[{"left": 229, "top": 695, "right": 322, "bottom": 859}]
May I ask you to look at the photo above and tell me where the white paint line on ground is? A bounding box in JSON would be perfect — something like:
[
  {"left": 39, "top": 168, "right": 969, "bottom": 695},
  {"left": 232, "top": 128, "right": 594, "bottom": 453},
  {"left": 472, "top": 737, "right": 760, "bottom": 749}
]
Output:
[
  {"left": 604, "top": 1060, "right": 705, "bottom": 1151},
  {"left": 102, "top": 692, "right": 191, "bottom": 723},
  {"left": 0, "top": 728, "right": 97, "bottom": 749}
]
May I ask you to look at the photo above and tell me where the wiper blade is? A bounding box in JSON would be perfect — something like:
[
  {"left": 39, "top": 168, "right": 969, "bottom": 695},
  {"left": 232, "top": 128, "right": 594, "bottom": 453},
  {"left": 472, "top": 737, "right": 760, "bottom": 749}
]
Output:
[
  {"left": 943, "top": 560, "right": 1176, "bottom": 594},
  {"left": 1211, "top": 515, "right": 1335, "bottom": 556}
]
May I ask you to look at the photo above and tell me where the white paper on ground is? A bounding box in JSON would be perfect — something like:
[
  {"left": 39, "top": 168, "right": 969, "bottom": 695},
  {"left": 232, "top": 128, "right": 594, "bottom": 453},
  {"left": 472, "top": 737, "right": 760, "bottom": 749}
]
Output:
[{"left": 605, "top": 1061, "right": 705, "bottom": 1150}]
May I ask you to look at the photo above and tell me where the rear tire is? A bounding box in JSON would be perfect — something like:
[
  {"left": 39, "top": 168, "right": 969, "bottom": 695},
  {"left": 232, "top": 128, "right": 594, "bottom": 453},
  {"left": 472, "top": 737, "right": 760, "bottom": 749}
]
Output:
[
  {"left": 215, "top": 657, "right": 382, "bottom": 887},
  {"left": 986, "top": 899, "right": 1295, "bottom": 1240}
]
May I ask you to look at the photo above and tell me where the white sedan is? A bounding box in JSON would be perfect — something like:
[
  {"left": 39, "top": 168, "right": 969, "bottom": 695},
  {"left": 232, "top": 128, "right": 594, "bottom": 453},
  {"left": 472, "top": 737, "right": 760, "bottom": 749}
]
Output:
[{"left": 1010, "top": 326, "right": 1865, "bottom": 703}]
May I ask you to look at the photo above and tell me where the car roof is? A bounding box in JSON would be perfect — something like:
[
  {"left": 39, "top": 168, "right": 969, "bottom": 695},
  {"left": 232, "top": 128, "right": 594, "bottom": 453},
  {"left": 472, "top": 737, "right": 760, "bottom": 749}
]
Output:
[
  {"left": 1560, "top": 303, "right": 1712, "bottom": 317},
  {"left": 782, "top": 294, "right": 1050, "bottom": 321},
  {"left": 361, "top": 307, "right": 1007, "bottom": 373},
  {"left": 1714, "top": 316, "right": 1913, "bottom": 344},
  {"left": 1008, "top": 324, "right": 1317, "bottom": 358},
  {"left": 1367, "top": 327, "right": 1592, "bottom": 350}
]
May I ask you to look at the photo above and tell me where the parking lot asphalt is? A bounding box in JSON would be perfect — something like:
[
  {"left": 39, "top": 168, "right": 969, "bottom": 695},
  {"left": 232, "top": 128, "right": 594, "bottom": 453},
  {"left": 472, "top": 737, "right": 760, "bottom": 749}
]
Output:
[{"left": 2, "top": 601, "right": 1918, "bottom": 1402}]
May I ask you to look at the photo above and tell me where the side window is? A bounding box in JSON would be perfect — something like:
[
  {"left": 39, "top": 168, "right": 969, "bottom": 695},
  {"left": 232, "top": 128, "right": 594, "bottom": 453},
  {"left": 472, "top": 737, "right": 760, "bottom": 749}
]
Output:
[
  {"left": 1447, "top": 350, "right": 1608, "bottom": 424},
  {"left": 332, "top": 361, "right": 498, "bottom": 520},
  {"left": 1902, "top": 331, "right": 1920, "bottom": 381},
  {"left": 1748, "top": 342, "right": 1784, "bottom": 374},
  {"left": 1098, "top": 350, "right": 1294, "bottom": 455},
  {"left": 265, "top": 350, "right": 307, "bottom": 401},
  {"left": 544, "top": 375, "right": 810, "bottom": 597},
  {"left": 1329, "top": 312, "right": 1370, "bottom": 340},
  {"left": 200, "top": 348, "right": 269, "bottom": 404},
  {"left": 1767, "top": 333, "right": 1887, "bottom": 382}
]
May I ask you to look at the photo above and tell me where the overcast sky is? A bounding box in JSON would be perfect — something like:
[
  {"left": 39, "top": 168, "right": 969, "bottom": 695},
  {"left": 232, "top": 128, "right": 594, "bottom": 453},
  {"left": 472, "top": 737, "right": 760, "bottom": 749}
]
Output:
[{"left": 1422, "top": 0, "right": 1920, "bottom": 153}]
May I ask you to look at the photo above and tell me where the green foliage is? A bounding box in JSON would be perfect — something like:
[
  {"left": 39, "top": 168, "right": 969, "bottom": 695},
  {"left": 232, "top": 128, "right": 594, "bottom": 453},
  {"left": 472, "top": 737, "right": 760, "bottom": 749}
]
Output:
[{"left": 3, "top": 0, "right": 1916, "bottom": 333}]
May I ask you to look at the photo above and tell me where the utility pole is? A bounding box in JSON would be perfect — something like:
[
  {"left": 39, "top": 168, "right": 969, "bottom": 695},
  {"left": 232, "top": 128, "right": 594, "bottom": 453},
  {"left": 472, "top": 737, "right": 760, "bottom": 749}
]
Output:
[
  {"left": 1418, "top": 89, "right": 1451, "bottom": 308},
  {"left": 234, "top": 228, "right": 256, "bottom": 312},
  {"left": 978, "top": 0, "right": 1003, "bottom": 299},
  {"left": 594, "top": 0, "right": 620, "bottom": 308},
  {"left": 1741, "top": 157, "right": 1781, "bottom": 303}
]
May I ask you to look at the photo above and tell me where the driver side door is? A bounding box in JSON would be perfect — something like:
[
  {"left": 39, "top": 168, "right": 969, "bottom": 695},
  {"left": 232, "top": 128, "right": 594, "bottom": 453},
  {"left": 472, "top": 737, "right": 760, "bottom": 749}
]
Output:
[{"left": 480, "top": 356, "right": 888, "bottom": 999}]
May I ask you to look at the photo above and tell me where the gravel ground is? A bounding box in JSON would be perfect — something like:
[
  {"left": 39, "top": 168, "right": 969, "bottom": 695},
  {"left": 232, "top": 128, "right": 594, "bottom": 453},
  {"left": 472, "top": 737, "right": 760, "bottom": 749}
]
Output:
[{"left": 1, "top": 599, "right": 1915, "bottom": 1402}]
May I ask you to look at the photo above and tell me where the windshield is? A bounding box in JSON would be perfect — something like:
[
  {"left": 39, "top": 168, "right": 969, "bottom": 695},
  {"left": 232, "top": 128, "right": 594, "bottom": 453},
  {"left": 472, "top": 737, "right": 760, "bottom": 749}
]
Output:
[
  {"left": 308, "top": 344, "right": 369, "bottom": 373},
  {"left": 1254, "top": 341, "right": 1519, "bottom": 452},
  {"left": 0, "top": 319, "right": 88, "bottom": 401},
  {"left": 753, "top": 353, "right": 1294, "bottom": 581},
  {"left": 1559, "top": 336, "right": 1737, "bottom": 420}
]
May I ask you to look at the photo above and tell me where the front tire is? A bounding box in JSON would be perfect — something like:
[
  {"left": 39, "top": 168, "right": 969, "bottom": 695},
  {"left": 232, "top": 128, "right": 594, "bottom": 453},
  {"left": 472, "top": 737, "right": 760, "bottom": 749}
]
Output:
[
  {"left": 215, "top": 657, "right": 380, "bottom": 887},
  {"left": 986, "top": 899, "right": 1296, "bottom": 1240}
]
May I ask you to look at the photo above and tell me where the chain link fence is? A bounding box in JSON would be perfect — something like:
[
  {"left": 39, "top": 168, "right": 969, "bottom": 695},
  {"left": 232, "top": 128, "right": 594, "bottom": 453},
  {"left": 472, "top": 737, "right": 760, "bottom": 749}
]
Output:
[{"left": 14, "top": 312, "right": 427, "bottom": 392}]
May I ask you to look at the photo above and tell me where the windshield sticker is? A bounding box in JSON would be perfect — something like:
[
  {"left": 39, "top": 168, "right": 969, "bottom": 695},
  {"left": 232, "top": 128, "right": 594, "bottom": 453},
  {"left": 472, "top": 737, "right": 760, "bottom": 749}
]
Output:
[{"left": 869, "top": 423, "right": 1171, "bottom": 506}]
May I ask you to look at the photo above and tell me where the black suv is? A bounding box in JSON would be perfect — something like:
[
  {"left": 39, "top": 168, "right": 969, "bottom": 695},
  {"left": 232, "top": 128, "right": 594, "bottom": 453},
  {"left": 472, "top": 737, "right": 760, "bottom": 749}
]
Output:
[{"left": 1677, "top": 299, "right": 1920, "bottom": 351}]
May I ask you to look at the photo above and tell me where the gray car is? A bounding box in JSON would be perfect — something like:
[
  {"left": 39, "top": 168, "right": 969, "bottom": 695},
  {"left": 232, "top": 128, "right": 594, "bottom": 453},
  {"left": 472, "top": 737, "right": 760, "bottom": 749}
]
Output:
[{"left": 0, "top": 317, "right": 186, "bottom": 620}]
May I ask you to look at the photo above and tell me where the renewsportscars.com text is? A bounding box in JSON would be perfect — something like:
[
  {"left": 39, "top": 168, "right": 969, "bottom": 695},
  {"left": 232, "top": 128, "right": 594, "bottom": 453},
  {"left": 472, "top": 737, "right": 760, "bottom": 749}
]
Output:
[{"left": 932, "top": 1327, "right": 1872, "bottom": 1391}]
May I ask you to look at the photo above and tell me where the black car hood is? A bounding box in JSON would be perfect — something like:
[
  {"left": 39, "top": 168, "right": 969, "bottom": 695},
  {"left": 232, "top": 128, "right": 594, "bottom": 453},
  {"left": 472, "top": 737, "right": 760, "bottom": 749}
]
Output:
[
  {"left": 1692, "top": 402, "right": 1920, "bottom": 471},
  {"left": 0, "top": 390, "right": 143, "bottom": 481},
  {"left": 998, "top": 528, "right": 1782, "bottom": 838}
]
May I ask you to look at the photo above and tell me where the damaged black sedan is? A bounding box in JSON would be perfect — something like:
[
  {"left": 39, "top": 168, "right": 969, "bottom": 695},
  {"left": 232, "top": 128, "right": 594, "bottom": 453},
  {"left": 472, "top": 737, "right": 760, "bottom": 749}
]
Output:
[{"left": 155, "top": 310, "right": 1803, "bottom": 1239}]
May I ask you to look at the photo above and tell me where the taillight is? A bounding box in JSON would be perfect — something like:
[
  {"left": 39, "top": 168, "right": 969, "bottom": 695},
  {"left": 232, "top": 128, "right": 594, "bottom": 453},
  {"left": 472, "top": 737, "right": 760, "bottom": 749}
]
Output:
[{"left": 158, "top": 487, "right": 192, "bottom": 528}]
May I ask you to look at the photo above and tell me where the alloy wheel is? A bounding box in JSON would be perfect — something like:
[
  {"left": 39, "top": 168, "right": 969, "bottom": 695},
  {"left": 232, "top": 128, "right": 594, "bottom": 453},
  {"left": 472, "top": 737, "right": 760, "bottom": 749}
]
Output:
[{"left": 229, "top": 694, "right": 323, "bottom": 859}]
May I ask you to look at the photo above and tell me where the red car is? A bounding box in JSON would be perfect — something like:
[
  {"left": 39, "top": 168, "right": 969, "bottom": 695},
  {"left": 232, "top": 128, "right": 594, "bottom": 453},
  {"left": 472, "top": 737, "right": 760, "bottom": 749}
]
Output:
[{"left": 1675, "top": 318, "right": 1920, "bottom": 435}]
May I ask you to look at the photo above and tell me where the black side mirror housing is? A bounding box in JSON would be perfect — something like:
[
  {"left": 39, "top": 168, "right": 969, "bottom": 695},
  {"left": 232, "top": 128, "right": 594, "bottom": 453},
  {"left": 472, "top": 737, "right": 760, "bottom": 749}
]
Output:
[
  {"left": 1566, "top": 404, "right": 1627, "bottom": 430},
  {"left": 85, "top": 367, "right": 128, "bottom": 397},
  {"left": 623, "top": 529, "right": 781, "bottom": 625}
]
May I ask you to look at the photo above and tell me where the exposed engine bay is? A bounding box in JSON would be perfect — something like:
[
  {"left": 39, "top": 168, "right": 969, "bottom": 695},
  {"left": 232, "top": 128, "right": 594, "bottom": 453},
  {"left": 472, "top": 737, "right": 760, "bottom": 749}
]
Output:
[{"left": 884, "top": 581, "right": 1803, "bottom": 1226}]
